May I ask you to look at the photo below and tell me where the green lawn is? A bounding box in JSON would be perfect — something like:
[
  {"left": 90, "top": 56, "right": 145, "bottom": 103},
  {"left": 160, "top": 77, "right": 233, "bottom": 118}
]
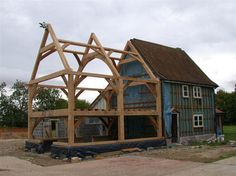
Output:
[{"left": 223, "top": 125, "right": 236, "bottom": 141}]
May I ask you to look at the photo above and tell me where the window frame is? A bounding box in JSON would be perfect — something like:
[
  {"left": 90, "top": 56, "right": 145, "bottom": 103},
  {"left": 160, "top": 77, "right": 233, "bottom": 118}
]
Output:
[
  {"left": 182, "top": 85, "right": 189, "bottom": 98},
  {"left": 193, "top": 114, "right": 204, "bottom": 128},
  {"left": 193, "top": 86, "right": 202, "bottom": 98}
]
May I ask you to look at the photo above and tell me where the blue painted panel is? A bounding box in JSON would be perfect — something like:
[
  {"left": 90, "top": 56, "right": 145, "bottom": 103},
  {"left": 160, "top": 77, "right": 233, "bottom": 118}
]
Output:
[{"left": 163, "top": 82, "right": 172, "bottom": 137}]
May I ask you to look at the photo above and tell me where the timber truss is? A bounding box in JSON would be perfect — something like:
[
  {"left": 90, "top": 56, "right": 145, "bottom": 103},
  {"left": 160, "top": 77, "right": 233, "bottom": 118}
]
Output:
[{"left": 28, "top": 23, "right": 163, "bottom": 146}]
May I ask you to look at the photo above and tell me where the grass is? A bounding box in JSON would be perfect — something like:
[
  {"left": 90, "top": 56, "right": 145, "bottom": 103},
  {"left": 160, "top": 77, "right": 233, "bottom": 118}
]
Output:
[{"left": 223, "top": 125, "right": 236, "bottom": 141}]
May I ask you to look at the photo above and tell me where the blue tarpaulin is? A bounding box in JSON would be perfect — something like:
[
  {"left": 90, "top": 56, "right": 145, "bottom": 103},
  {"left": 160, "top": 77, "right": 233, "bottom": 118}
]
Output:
[{"left": 163, "top": 82, "right": 172, "bottom": 137}]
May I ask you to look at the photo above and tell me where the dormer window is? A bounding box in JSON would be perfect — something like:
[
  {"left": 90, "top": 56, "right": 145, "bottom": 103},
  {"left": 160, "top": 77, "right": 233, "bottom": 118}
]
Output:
[
  {"left": 193, "top": 86, "right": 202, "bottom": 98},
  {"left": 182, "top": 85, "right": 189, "bottom": 98}
]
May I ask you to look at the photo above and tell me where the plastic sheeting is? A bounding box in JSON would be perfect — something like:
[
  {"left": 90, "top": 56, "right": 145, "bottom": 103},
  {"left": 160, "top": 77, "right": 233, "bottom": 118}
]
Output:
[{"left": 163, "top": 82, "right": 172, "bottom": 137}]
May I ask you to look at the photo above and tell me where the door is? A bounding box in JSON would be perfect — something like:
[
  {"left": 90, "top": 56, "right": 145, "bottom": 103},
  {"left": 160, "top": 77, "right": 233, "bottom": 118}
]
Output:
[
  {"left": 172, "top": 113, "right": 178, "bottom": 142},
  {"left": 51, "top": 120, "right": 59, "bottom": 138}
]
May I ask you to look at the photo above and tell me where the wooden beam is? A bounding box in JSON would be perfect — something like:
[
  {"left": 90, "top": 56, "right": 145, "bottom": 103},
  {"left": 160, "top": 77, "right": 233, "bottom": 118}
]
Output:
[
  {"left": 70, "top": 71, "right": 114, "bottom": 79},
  {"left": 91, "top": 33, "right": 120, "bottom": 77},
  {"left": 31, "top": 29, "right": 49, "bottom": 80},
  {"left": 118, "top": 57, "right": 137, "bottom": 65},
  {"left": 61, "top": 75, "right": 68, "bottom": 86},
  {"left": 74, "top": 110, "right": 119, "bottom": 116},
  {"left": 60, "top": 88, "right": 68, "bottom": 96},
  {"left": 40, "top": 42, "right": 55, "bottom": 54},
  {"left": 63, "top": 49, "right": 85, "bottom": 55},
  {"left": 127, "top": 41, "right": 158, "bottom": 81},
  {"left": 28, "top": 85, "right": 34, "bottom": 139},
  {"left": 31, "top": 109, "right": 68, "bottom": 118},
  {"left": 40, "top": 48, "right": 56, "bottom": 61},
  {"left": 156, "top": 83, "right": 163, "bottom": 138},
  {"left": 117, "top": 79, "right": 125, "bottom": 141},
  {"left": 29, "top": 70, "right": 67, "bottom": 84},
  {"left": 54, "top": 137, "right": 163, "bottom": 147},
  {"left": 74, "top": 75, "right": 86, "bottom": 88},
  {"left": 74, "top": 117, "right": 86, "bottom": 129},
  {"left": 121, "top": 76, "right": 158, "bottom": 83},
  {"left": 68, "top": 74, "right": 75, "bottom": 145},
  {"left": 75, "top": 89, "right": 84, "bottom": 99},
  {"left": 47, "top": 24, "right": 71, "bottom": 70},
  {"left": 59, "top": 39, "right": 139, "bottom": 56},
  {"left": 73, "top": 53, "right": 82, "bottom": 66}
]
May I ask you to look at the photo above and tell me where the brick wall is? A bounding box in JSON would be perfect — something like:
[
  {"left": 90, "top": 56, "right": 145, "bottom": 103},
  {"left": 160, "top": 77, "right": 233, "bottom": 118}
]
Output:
[{"left": 0, "top": 128, "right": 27, "bottom": 139}]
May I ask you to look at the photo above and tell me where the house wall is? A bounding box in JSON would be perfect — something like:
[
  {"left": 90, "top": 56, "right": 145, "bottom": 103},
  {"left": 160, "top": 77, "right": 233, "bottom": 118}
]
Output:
[
  {"left": 114, "top": 58, "right": 156, "bottom": 109},
  {"left": 162, "top": 81, "right": 215, "bottom": 140}
]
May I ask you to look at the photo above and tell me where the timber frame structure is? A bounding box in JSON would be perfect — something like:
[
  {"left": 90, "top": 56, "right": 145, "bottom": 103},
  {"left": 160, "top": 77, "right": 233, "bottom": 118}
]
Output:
[{"left": 28, "top": 23, "right": 163, "bottom": 147}]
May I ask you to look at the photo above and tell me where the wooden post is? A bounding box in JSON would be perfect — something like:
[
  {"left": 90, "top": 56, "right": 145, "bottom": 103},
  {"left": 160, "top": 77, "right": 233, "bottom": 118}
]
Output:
[
  {"left": 68, "top": 74, "right": 75, "bottom": 145},
  {"left": 28, "top": 85, "right": 33, "bottom": 139},
  {"left": 117, "top": 79, "right": 125, "bottom": 141},
  {"left": 156, "top": 83, "right": 162, "bottom": 138}
]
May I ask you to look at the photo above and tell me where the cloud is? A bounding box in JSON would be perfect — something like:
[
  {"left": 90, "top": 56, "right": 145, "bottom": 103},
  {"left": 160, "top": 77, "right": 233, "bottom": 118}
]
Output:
[{"left": 0, "top": 0, "right": 236, "bottom": 100}]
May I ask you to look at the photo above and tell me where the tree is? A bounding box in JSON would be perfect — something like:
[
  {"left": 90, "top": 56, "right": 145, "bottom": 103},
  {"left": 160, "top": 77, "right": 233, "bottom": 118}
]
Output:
[
  {"left": 34, "top": 88, "right": 62, "bottom": 111},
  {"left": 0, "top": 80, "right": 28, "bottom": 127},
  {"left": 216, "top": 89, "right": 236, "bottom": 124},
  {"left": 0, "top": 80, "right": 91, "bottom": 127},
  {"left": 76, "top": 99, "right": 90, "bottom": 109},
  {"left": 0, "top": 82, "right": 10, "bottom": 126}
]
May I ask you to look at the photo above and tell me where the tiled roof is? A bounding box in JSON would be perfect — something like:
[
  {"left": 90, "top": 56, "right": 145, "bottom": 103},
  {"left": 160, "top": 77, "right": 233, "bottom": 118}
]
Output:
[{"left": 131, "top": 38, "right": 218, "bottom": 87}]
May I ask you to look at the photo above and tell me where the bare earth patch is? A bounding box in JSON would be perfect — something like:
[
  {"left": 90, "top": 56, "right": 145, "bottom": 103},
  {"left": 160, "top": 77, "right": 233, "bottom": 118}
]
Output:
[
  {"left": 0, "top": 139, "right": 236, "bottom": 166},
  {"left": 0, "top": 139, "right": 68, "bottom": 166},
  {"left": 131, "top": 145, "right": 236, "bottom": 163}
]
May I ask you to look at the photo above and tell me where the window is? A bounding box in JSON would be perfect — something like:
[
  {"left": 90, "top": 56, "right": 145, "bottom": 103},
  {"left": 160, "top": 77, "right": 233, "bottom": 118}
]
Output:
[
  {"left": 182, "top": 85, "right": 189, "bottom": 98},
  {"left": 193, "top": 86, "right": 202, "bottom": 98},
  {"left": 193, "top": 114, "right": 204, "bottom": 127}
]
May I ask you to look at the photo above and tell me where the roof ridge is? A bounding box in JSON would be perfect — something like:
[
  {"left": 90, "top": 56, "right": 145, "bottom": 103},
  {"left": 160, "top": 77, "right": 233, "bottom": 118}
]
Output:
[{"left": 131, "top": 38, "right": 181, "bottom": 51}]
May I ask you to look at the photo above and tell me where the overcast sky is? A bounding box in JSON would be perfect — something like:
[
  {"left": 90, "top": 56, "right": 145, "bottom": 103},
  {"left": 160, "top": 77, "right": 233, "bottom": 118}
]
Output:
[{"left": 0, "top": 0, "right": 236, "bottom": 101}]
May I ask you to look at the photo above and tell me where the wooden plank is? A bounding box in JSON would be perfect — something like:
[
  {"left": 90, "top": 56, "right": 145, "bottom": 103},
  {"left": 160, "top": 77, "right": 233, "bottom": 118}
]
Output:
[{"left": 29, "top": 70, "right": 67, "bottom": 84}]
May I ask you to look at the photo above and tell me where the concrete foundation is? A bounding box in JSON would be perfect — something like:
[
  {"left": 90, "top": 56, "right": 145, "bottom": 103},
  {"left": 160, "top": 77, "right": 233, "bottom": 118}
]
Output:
[{"left": 180, "top": 133, "right": 216, "bottom": 145}]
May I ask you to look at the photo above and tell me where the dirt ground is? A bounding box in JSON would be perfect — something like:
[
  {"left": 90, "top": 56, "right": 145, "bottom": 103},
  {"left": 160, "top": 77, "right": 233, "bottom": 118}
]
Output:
[
  {"left": 0, "top": 139, "right": 67, "bottom": 166},
  {"left": 0, "top": 139, "right": 236, "bottom": 176},
  {"left": 0, "top": 139, "right": 236, "bottom": 166}
]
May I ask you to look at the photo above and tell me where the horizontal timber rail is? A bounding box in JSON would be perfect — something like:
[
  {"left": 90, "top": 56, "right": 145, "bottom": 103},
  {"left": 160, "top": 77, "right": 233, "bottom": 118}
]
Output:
[
  {"left": 58, "top": 39, "right": 138, "bottom": 56},
  {"left": 53, "top": 137, "right": 164, "bottom": 147},
  {"left": 37, "top": 84, "right": 112, "bottom": 91},
  {"left": 31, "top": 109, "right": 158, "bottom": 118}
]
